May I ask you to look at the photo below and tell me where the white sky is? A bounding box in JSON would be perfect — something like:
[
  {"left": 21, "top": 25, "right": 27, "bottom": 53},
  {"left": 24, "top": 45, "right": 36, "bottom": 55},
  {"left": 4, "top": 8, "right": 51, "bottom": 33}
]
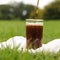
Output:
[{"left": 0, "top": 0, "right": 55, "bottom": 9}]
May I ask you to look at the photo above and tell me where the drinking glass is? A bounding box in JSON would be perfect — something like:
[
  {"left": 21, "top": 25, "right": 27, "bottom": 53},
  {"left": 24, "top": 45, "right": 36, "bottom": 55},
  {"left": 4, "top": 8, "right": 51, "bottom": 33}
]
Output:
[{"left": 26, "top": 19, "right": 43, "bottom": 49}]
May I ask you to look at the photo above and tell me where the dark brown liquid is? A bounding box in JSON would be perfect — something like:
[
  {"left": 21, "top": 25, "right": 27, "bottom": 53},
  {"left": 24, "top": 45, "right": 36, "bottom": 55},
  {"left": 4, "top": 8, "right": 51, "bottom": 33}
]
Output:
[{"left": 26, "top": 24, "right": 43, "bottom": 49}]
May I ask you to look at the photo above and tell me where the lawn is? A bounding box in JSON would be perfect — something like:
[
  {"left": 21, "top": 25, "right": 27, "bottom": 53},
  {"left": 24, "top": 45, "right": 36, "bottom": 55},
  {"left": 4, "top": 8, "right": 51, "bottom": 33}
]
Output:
[
  {"left": 43, "top": 20, "right": 60, "bottom": 43},
  {"left": 0, "top": 20, "right": 60, "bottom": 60},
  {"left": 0, "top": 20, "right": 26, "bottom": 42}
]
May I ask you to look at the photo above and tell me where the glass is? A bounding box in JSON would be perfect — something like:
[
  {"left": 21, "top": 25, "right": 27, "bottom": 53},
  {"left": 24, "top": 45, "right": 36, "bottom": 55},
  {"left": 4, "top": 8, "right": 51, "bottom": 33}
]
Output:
[{"left": 26, "top": 19, "right": 43, "bottom": 49}]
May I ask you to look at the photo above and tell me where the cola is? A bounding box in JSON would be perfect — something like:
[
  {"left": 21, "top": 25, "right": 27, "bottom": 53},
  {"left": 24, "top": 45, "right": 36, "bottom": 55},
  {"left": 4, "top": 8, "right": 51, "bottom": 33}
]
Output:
[{"left": 26, "top": 22, "right": 43, "bottom": 49}]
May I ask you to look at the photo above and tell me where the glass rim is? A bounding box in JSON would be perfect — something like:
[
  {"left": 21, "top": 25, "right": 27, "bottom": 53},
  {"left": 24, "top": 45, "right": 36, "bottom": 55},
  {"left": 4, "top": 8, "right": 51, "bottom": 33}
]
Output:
[{"left": 26, "top": 19, "right": 43, "bottom": 22}]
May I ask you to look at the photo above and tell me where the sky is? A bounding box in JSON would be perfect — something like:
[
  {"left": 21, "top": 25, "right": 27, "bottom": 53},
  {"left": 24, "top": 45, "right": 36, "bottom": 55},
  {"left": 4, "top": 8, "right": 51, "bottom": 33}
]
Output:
[{"left": 0, "top": 0, "right": 55, "bottom": 9}]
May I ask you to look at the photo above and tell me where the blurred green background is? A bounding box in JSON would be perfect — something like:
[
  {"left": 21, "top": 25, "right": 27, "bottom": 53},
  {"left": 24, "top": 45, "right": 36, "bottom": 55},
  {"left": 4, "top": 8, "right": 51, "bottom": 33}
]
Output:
[
  {"left": 0, "top": 0, "right": 60, "bottom": 42},
  {"left": 0, "top": 0, "right": 60, "bottom": 60},
  {"left": 0, "top": 0, "right": 60, "bottom": 20}
]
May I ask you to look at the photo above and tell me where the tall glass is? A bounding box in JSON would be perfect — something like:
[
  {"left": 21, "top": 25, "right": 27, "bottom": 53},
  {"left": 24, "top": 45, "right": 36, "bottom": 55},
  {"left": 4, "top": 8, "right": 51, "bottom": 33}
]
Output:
[{"left": 26, "top": 19, "right": 43, "bottom": 49}]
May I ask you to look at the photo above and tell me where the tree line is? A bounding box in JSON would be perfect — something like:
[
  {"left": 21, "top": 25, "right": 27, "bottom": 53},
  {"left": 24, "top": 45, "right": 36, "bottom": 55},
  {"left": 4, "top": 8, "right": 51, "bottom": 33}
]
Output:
[{"left": 0, "top": 1, "right": 60, "bottom": 20}]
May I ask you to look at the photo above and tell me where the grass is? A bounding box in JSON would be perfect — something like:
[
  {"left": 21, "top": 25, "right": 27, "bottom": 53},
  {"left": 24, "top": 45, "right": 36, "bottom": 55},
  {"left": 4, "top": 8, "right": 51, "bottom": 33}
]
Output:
[
  {"left": 0, "top": 20, "right": 60, "bottom": 60},
  {"left": 0, "top": 20, "right": 26, "bottom": 42},
  {"left": 43, "top": 20, "right": 60, "bottom": 43}
]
